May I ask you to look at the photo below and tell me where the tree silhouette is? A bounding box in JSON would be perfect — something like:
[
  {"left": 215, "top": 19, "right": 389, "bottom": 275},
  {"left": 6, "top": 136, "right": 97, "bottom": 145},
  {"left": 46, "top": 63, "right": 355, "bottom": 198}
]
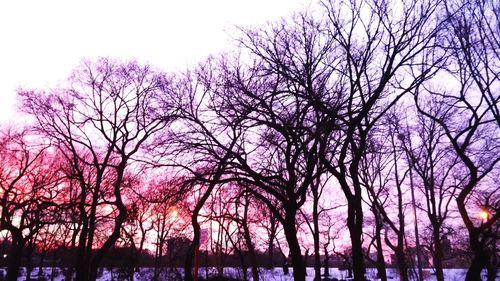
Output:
[{"left": 18, "top": 58, "right": 176, "bottom": 281}]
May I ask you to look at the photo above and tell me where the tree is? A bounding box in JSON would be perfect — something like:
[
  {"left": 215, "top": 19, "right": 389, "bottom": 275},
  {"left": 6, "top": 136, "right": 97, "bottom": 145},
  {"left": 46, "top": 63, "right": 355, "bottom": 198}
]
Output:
[
  {"left": 208, "top": 55, "right": 323, "bottom": 281},
  {"left": 229, "top": 1, "right": 444, "bottom": 279},
  {"left": 0, "top": 128, "right": 63, "bottom": 281},
  {"left": 162, "top": 49, "right": 326, "bottom": 281},
  {"left": 158, "top": 66, "right": 241, "bottom": 281},
  {"left": 416, "top": 0, "right": 500, "bottom": 279},
  {"left": 255, "top": 196, "right": 281, "bottom": 269},
  {"left": 359, "top": 133, "right": 392, "bottom": 281},
  {"left": 314, "top": 1, "right": 444, "bottom": 279},
  {"left": 138, "top": 178, "right": 188, "bottom": 280},
  {"left": 299, "top": 174, "right": 338, "bottom": 281},
  {"left": 200, "top": 185, "right": 260, "bottom": 280},
  {"left": 401, "top": 102, "right": 462, "bottom": 281},
  {"left": 360, "top": 113, "right": 412, "bottom": 281},
  {"left": 18, "top": 58, "right": 175, "bottom": 281},
  {"left": 118, "top": 175, "right": 156, "bottom": 280}
]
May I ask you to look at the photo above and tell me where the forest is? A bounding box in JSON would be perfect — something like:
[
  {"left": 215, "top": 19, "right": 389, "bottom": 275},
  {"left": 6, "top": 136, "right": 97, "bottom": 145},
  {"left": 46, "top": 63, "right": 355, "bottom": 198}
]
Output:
[{"left": 0, "top": 0, "right": 498, "bottom": 280}]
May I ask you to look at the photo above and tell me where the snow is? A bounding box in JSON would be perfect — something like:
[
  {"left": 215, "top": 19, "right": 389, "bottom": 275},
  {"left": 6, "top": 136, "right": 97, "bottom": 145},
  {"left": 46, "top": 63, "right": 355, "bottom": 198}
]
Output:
[{"left": 0, "top": 267, "right": 482, "bottom": 280}]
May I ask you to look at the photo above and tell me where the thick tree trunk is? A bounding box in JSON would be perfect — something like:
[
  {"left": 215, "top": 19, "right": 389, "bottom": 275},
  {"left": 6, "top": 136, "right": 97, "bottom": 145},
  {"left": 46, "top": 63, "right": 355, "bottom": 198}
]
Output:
[
  {"left": 486, "top": 245, "right": 497, "bottom": 281},
  {"left": 465, "top": 230, "right": 488, "bottom": 281},
  {"left": 88, "top": 201, "right": 127, "bottom": 280},
  {"left": 395, "top": 247, "right": 409, "bottom": 281},
  {"left": 38, "top": 248, "right": 46, "bottom": 279},
  {"left": 283, "top": 211, "right": 306, "bottom": 281},
  {"left": 50, "top": 248, "right": 57, "bottom": 281},
  {"left": 268, "top": 239, "right": 274, "bottom": 269},
  {"left": 282, "top": 252, "right": 289, "bottom": 275},
  {"left": 74, "top": 238, "right": 88, "bottom": 281},
  {"left": 184, "top": 219, "right": 200, "bottom": 281},
  {"left": 241, "top": 258, "right": 248, "bottom": 281},
  {"left": 234, "top": 245, "right": 248, "bottom": 281},
  {"left": 153, "top": 233, "right": 165, "bottom": 281},
  {"left": 347, "top": 197, "right": 366, "bottom": 281},
  {"left": 184, "top": 153, "right": 230, "bottom": 281},
  {"left": 74, "top": 166, "right": 127, "bottom": 281},
  {"left": 431, "top": 227, "right": 444, "bottom": 281},
  {"left": 65, "top": 225, "right": 80, "bottom": 281},
  {"left": 6, "top": 239, "right": 24, "bottom": 281},
  {"left": 75, "top": 196, "right": 90, "bottom": 281}
]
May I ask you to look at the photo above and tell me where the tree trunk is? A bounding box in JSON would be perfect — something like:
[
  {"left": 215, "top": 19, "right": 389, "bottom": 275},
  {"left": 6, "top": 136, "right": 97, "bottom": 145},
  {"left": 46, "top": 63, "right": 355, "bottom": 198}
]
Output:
[
  {"left": 153, "top": 232, "right": 165, "bottom": 281},
  {"left": 88, "top": 165, "right": 128, "bottom": 281},
  {"left": 6, "top": 238, "right": 24, "bottom": 281},
  {"left": 242, "top": 259, "right": 248, "bottom": 281},
  {"left": 235, "top": 246, "right": 248, "bottom": 281},
  {"left": 323, "top": 245, "right": 330, "bottom": 277},
  {"left": 432, "top": 227, "right": 444, "bottom": 281},
  {"left": 375, "top": 223, "right": 387, "bottom": 281},
  {"left": 486, "top": 243, "right": 497, "bottom": 281},
  {"left": 395, "top": 247, "right": 409, "bottom": 281},
  {"left": 465, "top": 229, "right": 488, "bottom": 281},
  {"left": 267, "top": 214, "right": 277, "bottom": 269},
  {"left": 75, "top": 196, "right": 90, "bottom": 281},
  {"left": 347, "top": 197, "right": 366, "bottom": 281},
  {"left": 50, "top": 248, "right": 57, "bottom": 281},
  {"left": 312, "top": 199, "right": 321, "bottom": 281},
  {"left": 38, "top": 247, "right": 46, "bottom": 280},
  {"left": 184, "top": 219, "right": 200, "bottom": 281},
  {"left": 268, "top": 238, "right": 274, "bottom": 269},
  {"left": 216, "top": 223, "right": 224, "bottom": 277},
  {"left": 283, "top": 210, "right": 306, "bottom": 281},
  {"left": 66, "top": 224, "right": 80, "bottom": 281},
  {"left": 242, "top": 216, "right": 259, "bottom": 281},
  {"left": 282, "top": 252, "right": 289, "bottom": 275},
  {"left": 88, "top": 205, "right": 127, "bottom": 281},
  {"left": 25, "top": 242, "right": 34, "bottom": 281}
]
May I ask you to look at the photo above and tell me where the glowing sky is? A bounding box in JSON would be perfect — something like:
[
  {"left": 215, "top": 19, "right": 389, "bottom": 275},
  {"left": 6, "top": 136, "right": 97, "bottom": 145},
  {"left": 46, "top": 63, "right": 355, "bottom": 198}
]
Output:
[{"left": 0, "top": 0, "right": 311, "bottom": 123}]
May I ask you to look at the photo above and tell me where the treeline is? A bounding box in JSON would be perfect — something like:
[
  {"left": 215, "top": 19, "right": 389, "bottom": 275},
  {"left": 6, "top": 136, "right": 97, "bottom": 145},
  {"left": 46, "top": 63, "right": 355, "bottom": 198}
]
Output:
[
  {"left": 0, "top": 0, "right": 498, "bottom": 281},
  {"left": 0, "top": 240, "right": 475, "bottom": 269}
]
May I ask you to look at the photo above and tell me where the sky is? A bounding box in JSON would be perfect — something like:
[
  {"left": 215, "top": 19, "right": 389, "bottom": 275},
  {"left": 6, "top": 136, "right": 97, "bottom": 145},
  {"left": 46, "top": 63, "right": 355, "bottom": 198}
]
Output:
[{"left": 0, "top": 0, "right": 312, "bottom": 123}]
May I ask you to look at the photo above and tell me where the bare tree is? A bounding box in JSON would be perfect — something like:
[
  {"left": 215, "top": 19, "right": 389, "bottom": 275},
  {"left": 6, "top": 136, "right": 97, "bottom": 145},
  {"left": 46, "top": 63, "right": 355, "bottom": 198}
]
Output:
[
  {"left": 0, "top": 128, "right": 63, "bottom": 281},
  {"left": 18, "top": 58, "right": 175, "bottom": 281},
  {"left": 359, "top": 133, "right": 392, "bottom": 281},
  {"left": 400, "top": 102, "right": 462, "bottom": 281},
  {"left": 229, "top": 1, "right": 444, "bottom": 279},
  {"left": 162, "top": 47, "right": 325, "bottom": 280},
  {"left": 314, "top": 1, "right": 445, "bottom": 279},
  {"left": 118, "top": 176, "right": 156, "bottom": 279},
  {"left": 299, "top": 174, "right": 339, "bottom": 281},
  {"left": 255, "top": 196, "right": 282, "bottom": 269},
  {"left": 155, "top": 66, "right": 242, "bottom": 281},
  {"left": 361, "top": 113, "right": 413, "bottom": 281},
  {"left": 416, "top": 0, "right": 500, "bottom": 279},
  {"left": 146, "top": 180, "right": 187, "bottom": 281}
]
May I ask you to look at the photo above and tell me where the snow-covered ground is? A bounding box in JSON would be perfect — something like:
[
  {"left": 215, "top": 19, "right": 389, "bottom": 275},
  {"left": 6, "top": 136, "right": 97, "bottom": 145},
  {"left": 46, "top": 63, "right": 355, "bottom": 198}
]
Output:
[{"left": 0, "top": 267, "right": 481, "bottom": 280}]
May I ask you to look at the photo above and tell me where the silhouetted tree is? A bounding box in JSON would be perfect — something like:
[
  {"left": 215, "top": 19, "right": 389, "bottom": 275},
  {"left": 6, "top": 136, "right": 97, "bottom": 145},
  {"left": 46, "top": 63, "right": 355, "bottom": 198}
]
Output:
[
  {"left": 232, "top": 0, "right": 445, "bottom": 278},
  {"left": 416, "top": 0, "right": 500, "bottom": 279},
  {"left": 361, "top": 113, "right": 412, "bottom": 281},
  {"left": 18, "top": 58, "right": 176, "bottom": 281},
  {"left": 157, "top": 66, "right": 242, "bottom": 281},
  {"left": 0, "top": 128, "right": 63, "bottom": 281},
  {"left": 401, "top": 101, "right": 462, "bottom": 281}
]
